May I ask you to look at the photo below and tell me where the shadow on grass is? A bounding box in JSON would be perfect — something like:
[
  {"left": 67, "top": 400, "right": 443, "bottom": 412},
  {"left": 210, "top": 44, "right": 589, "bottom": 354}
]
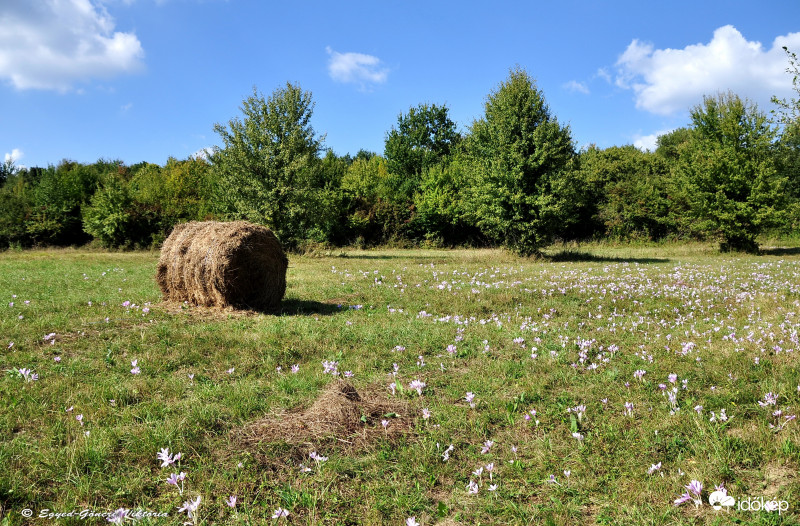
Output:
[
  {"left": 279, "top": 298, "right": 342, "bottom": 316},
  {"left": 329, "top": 254, "right": 443, "bottom": 260},
  {"left": 759, "top": 247, "right": 800, "bottom": 257},
  {"left": 545, "top": 250, "right": 670, "bottom": 264}
]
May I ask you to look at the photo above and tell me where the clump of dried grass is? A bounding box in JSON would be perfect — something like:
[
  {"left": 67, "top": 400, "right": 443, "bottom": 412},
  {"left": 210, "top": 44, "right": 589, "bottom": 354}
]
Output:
[
  {"left": 156, "top": 221, "right": 288, "bottom": 312},
  {"left": 236, "top": 381, "right": 411, "bottom": 452}
]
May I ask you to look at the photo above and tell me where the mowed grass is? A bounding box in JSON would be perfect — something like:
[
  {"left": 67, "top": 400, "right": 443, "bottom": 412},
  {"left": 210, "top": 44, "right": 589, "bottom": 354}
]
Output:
[{"left": 1, "top": 243, "right": 800, "bottom": 525}]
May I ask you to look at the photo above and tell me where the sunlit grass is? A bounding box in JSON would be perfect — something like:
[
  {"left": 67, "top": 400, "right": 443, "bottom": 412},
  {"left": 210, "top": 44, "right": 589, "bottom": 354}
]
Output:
[{"left": 1, "top": 243, "right": 799, "bottom": 524}]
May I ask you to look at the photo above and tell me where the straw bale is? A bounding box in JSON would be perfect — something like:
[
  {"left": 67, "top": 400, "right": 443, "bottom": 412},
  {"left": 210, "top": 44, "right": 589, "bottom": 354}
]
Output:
[{"left": 156, "top": 220, "right": 288, "bottom": 312}]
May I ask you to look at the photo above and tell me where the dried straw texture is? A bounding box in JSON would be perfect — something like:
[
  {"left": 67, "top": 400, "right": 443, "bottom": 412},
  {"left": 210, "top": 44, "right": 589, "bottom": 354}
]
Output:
[
  {"left": 156, "top": 221, "right": 288, "bottom": 312},
  {"left": 236, "top": 381, "right": 411, "bottom": 451}
]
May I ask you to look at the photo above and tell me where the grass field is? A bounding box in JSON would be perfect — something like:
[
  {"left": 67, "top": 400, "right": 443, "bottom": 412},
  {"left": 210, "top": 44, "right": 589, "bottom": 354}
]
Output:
[{"left": 1, "top": 242, "right": 800, "bottom": 525}]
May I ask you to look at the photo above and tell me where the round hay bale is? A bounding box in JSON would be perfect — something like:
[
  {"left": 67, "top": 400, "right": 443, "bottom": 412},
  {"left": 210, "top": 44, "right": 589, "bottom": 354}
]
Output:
[{"left": 156, "top": 221, "right": 288, "bottom": 312}]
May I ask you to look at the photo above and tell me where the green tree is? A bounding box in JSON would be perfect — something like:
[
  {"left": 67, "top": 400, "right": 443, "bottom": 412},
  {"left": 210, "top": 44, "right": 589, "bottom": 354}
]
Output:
[
  {"left": 0, "top": 157, "right": 16, "bottom": 187},
  {"left": 82, "top": 175, "right": 138, "bottom": 248},
  {"left": 653, "top": 129, "right": 702, "bottom": 238},
  {"left": 770, "top": 47, "right": 800, "bottom": 232},
  {"left": 0, "top": 170, "right": 32, "bottom": 248},
  {"left": 132, "top": 158, "right": 214, "bottom": 220},
  {"left": 352, "top": 149, "right": 377, "bottom": 163},
  {"left": 24, "top": 160, "right": 106, "bottom": 245},
  {"left": 340, "top": 155, "right": 410, "bottom": 244},
  {"left": 210, "top": 84, "right": 325, "bottom": 248},
  {"left": 771, "top": 46, "right": 800, "bottom": 127},
  {"left": 341, "top": 155, "right": 391, "bottom": 205},
  {"left": 464, "top": 67, "right": 576, "bottom": 255},
  {"left": 312, "top": 150, "right": 348, "bottom": 244},
  {"left": 128, "top": 157, "right": 217, "bottom": 246},
  {"left": 773, "top": 120, "right": 800, "bottom": 231},
  {"left": 575, "top": 145, "right": 673, "bottom": 240},
  {"left": 410, "top": 155, "right": 481, "bottom": 245},
  {"left": 655, "top": 128, "right": 695, "bottom": 162},
  {"left": 677, "top": 92, "right": 786, "bottom": 252},
  {"left": 384, "top": 103, "right": 461, "bottom": 188}
]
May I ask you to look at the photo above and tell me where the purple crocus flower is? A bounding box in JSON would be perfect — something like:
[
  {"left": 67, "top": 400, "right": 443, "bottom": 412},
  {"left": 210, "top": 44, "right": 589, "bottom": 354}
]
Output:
[
  {"left": 673, "top": 492, "right": 692, "bottom": 506},
  {"left": 685, "top": 480, "right": 702, "bottom": 496}
]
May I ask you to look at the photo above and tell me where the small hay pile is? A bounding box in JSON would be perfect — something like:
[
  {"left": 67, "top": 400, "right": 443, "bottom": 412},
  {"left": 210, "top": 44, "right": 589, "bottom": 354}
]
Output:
[
  {"left": 156, "top": 221, "right": 288, "bottom": 312},
  {"left": 237, "top": 381, "right": 410, "bottom": 451}
]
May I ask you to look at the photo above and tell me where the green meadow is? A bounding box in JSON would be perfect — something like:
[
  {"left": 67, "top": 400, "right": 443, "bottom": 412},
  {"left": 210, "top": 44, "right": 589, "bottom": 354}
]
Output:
[{"left": 1, "top": 243, "right": 799, "bottom": 525}]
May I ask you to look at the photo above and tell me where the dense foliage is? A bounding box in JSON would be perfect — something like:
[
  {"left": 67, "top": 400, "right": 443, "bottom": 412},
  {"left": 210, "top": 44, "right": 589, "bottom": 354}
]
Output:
[
  {"left": 209, "top": 84, "right": 331, "bottom": 249},
  {"left": 676, "top": 93, "right": 786, "bottom": 252},
  {"left": 569, "top": 145, "right": 674, "bottom": 241},
  {"left": 0, "top": 158, "right": 214, "bottom": 249},
  {"left": 2, "top": 61, "right": 798, "bottom": 253},
  {"left": 463, "top": 68, "right": 576, "bottom": 255}
]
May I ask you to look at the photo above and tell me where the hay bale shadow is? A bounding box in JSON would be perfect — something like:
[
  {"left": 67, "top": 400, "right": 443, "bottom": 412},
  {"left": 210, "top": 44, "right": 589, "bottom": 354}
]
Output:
[
  {"left": 279, "top": 299, "right": 342, "bottom": 316},
  {"left": 157, "top": 298, "right": 343, "bottom": 319}
]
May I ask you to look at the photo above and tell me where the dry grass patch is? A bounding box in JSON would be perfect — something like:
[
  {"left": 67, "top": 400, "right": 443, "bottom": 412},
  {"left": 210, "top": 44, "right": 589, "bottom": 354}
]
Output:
[
  {"left": 761, "top": 460, "right": 795, "bottom": 498},
  {"left": 234, "top": 381, "right": 413, "bottom": 457}
]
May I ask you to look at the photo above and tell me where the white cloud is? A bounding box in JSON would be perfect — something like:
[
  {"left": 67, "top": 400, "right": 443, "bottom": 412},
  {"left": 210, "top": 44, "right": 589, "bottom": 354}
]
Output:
[
  {"left": 4, "top": 148, "right": 23, "bottom": 163},
  {"left": 563, "top": 80, "right": 590, "bottom": 95},
  {"left": 326, "top": 46, "right": 388, "bottom": 89},
  {"left": 615, "top": 25, "right": 800, "bottom": 115},
  {"left": 0, "top": 0, "right": 144, "bottom": 91},
  {"left": 192, "top": 146, "right": 214, "bottom": 160},
  {"left": 596, "top": 67, "right": 612, "bottom": 84},
  {"left": 4, "top": 148, "right": 24, "bottom": 169},
  {"left": 632, "top": 129, "right": 674, "bottom": 152}
]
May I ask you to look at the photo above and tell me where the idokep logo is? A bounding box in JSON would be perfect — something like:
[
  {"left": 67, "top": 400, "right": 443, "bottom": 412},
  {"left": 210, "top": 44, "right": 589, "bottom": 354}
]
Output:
[
  {"left": 708, "top": 492, "right": 790, "bottom": 514},
  {"left": 737, "top": 496, "right": 790, "bottom": 514},
  {"left": 708, "top": 490, "right": 735, "bottom": 510}
]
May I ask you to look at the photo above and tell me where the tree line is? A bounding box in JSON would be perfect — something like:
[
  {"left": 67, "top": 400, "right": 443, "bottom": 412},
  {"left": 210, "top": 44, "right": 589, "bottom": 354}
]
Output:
[{"left": 2, "top": 57, "right": 799, "bottom": 254}]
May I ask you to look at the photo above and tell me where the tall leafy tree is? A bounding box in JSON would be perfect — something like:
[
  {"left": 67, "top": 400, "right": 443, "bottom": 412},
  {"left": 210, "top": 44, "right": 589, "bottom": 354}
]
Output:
[
  {"left": 0, "top": 157, "right": 16, "bottom": 187},
  {"left": 775, "top": 120, "right": 800, "bottom": 211},
  {"left": 677, "top": 92, "right": 786, "bottom": 252},
  {"left": 771, "top": 47, "right": 800, "bottom": 230},
  {"left": 385, "top": 103, "right": 460, "bottom": 177},
  {"left": 82, "top": 174, "right": 138, "bottom": 248},
  {"left": 0, "top": 169, "right": 32, "bottom": 248},
  {"left": 382, "top": 103, "right": 473, "bottom": 244},
  {"left": 384, "top": 103, "right": 460, "bottom": 201},
  {"left": 771, "top": 46, "right": 800, "bottom": 127},
  {"left": 210, "top": 84, "right": 325, "bottom": 248},
  {"left": 465, "top": 67, "right": 575, "bottom": 255}
]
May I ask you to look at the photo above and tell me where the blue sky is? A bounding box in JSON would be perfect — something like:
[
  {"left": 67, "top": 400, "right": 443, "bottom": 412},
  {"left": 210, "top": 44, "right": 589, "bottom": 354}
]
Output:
[{"left": 1, "top": 0, "right": 799, "bottom": 168}]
